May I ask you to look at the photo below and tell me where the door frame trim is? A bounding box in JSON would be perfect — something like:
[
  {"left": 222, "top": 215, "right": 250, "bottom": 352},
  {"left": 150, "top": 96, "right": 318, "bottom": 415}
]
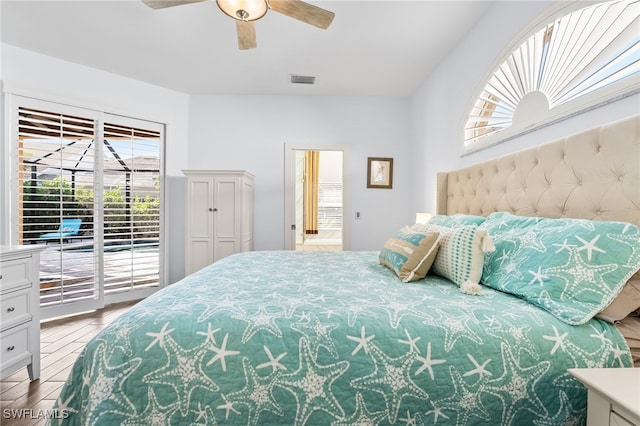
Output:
[{"left": 284, "top": 144, "right": 349, "bottom": 251}]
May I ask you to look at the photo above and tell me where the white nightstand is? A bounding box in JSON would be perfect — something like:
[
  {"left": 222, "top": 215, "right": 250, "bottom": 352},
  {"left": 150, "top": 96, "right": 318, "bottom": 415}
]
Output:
[
  {"left": 568, "top": 368, "right": 640, "bottom": 426},
  {"left": 0, "top": 245, "right": 43, "bottom": 381}
]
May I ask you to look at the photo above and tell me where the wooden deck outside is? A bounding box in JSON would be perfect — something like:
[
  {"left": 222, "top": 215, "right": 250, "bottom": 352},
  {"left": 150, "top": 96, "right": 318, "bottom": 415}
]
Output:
[{"left": 36, "top": 241, "right": 159, "bottom": 306}]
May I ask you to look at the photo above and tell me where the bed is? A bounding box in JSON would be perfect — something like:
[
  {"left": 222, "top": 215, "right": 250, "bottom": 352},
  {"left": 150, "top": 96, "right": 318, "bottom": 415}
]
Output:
[{"left": 49, "top": 114, "right": 640, "bottom": 425}]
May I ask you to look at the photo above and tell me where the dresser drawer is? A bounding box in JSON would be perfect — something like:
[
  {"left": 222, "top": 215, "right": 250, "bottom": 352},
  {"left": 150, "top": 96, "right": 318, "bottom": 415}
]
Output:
[
  {"left": 0, "top": 289, "right": 31, "bottom": 331},
  {"left": 0, "top": 257, "right": 31, "bottom": 293},
  {"left": 0, "top": 324, "right": 31, "bottom": 369}
]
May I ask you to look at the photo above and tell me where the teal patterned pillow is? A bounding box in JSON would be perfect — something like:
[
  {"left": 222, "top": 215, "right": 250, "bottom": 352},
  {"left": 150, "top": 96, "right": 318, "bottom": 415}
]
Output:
[
  {"left": 481, "top": 212, "right": 640, "bottom": 325},
  {"left": 412, "top": 223, "right": 495, "bottom": 294},
  {"left": 427, "top": 214, "right": 487, "bottom": 227}
]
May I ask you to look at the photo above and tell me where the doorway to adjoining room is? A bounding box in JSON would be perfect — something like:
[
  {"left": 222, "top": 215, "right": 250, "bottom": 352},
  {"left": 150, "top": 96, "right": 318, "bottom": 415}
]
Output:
[{"left": 294, "top": 150, "right": 343, "bottom": 251}]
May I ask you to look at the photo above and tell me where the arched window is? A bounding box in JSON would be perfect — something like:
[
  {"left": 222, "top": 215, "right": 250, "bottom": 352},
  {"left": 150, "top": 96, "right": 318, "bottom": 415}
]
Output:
[{"left": 463, "top": 0, "right": 639, "bottom": 153}]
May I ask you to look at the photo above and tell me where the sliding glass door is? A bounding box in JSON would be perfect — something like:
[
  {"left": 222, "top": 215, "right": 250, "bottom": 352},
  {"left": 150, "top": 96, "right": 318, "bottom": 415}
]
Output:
[{"left": 9, "top": 96, "right": 164, "bottom": 319}]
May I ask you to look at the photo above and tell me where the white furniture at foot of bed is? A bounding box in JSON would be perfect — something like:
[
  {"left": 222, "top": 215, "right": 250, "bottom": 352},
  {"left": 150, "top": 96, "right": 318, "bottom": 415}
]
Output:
[{"left": 569, "top": 368, "right": 640, "bottom": 426}]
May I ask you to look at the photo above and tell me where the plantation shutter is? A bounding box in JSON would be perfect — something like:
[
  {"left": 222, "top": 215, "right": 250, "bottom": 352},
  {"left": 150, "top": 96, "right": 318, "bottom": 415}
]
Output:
[
  {"left": 11, "top": 96, "right": 164, "bottom": 319},
  {"left": 102, "top": 119, "right": 162, "bottom": 294},
  {"left": 17, "top": 106, "right": 100, "bottom": 310}
]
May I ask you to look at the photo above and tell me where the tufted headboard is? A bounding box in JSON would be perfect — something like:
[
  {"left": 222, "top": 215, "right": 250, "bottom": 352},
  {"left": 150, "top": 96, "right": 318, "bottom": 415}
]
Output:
[{"left": 436, "top": 114, "right": 640, "bottom": 226}]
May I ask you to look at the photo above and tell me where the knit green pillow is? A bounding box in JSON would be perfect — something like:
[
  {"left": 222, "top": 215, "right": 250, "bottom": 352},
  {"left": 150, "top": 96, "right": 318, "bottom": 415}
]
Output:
[{"left": 411, "top": 223, "right": 495, "bottom": 294}]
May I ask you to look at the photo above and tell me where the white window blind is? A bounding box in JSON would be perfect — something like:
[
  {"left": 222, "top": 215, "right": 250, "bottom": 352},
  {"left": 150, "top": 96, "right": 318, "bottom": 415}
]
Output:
[
  {"left": 318, "top": 181, "right": 342, "bottom": 230},
  {"left": 102, "top": 122, "right": 161, "bottom": 293},
  {"left": 17, "top": 107, "right": 98, "bottom": 306},
  {"left": 13, "top": 100, "right": 164, "bottom": 318}
]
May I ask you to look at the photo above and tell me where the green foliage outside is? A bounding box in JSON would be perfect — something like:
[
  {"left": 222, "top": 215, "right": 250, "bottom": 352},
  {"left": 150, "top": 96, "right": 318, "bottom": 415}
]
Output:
[{"left": 22, "top": 176, "right": 159, "bottom": 242}]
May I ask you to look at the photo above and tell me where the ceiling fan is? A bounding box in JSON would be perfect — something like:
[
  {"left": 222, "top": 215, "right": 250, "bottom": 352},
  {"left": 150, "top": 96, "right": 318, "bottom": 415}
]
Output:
[{"left": 142, "top": 0, "right": 335, "bottom": 50}]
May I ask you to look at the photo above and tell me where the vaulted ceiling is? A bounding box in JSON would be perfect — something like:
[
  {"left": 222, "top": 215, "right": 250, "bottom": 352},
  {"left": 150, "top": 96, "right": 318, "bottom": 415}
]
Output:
[{"left": 1, "top": 0, "right": 493, "bottom": 96}]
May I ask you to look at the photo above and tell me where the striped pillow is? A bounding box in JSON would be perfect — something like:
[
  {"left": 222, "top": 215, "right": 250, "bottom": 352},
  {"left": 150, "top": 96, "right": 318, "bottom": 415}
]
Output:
[{"left": 379, "top": 227, "right": 440, "bottom": 282}]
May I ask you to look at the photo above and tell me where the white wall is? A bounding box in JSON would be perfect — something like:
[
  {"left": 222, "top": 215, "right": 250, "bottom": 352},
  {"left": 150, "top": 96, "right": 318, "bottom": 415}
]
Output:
[
  {"left": 188, "top": 95, "right": 413, "bottom": 251},
  {"left": 410, "top": 0, "right": 640, "bottom": 215},
  {"left": 0, "top": 44, "right": 191, "bottom": 283},
  {"left": 5, "top": 0, "right": 638, "bottom": 282}
]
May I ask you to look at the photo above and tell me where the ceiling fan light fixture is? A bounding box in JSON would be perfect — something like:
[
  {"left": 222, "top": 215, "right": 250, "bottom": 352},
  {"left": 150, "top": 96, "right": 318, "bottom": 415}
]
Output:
[{"left": 216, "top": 0, "right": 268, "bottom": 21}]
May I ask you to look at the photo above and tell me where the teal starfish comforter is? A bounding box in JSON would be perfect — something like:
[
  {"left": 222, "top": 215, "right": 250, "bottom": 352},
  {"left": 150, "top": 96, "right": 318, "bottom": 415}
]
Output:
[{"left": 50, "top": 251, "right": 632, "bottom": 425}]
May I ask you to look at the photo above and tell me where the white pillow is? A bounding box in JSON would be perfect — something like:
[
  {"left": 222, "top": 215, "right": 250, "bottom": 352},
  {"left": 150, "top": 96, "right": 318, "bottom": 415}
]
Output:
[{"left": 411, "top": 223, "right": 494, "bottom": 294}]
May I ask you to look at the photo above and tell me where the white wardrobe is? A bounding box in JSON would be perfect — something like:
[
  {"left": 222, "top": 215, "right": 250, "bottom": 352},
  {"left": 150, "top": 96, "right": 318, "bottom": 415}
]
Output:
[{"left": 183, "top": 170, "right": 254, "bottom": 275}]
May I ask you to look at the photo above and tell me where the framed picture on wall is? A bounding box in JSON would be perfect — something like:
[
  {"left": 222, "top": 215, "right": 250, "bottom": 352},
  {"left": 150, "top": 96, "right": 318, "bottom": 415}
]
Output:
[{"left": 367, "top": 157, "right": 393, "bottom": 189}]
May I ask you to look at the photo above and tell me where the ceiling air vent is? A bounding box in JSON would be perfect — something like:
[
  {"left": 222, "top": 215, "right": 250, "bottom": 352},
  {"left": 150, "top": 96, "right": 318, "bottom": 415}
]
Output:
[{"left": 290, "top": 74, "right": 316, "bottom": 85}]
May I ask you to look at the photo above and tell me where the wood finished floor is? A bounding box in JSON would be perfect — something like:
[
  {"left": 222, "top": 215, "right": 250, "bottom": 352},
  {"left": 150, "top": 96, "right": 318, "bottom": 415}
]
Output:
[{"left": 1, "top": 301, "right": 136, "bottom": 425}]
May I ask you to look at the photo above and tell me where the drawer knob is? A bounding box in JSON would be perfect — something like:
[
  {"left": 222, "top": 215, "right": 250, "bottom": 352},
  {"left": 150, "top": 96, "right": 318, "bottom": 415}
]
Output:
[
  {"left": 7, "top": 345, "right": 15, "bottom": 351},
  {"left": 7, "top": 307, "right": 15, "bottom": 312}
]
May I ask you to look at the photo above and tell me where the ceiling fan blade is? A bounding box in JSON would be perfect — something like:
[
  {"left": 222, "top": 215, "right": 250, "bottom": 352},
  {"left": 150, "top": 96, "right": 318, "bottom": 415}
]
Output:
[
  {"left": 141, "top": 0, "right": 207, "bottom": 10},
  {"left": 269, "top": 0, "right": 334, "bottom": 29},
  {"left": 236, "top": 21, "right": 257, "bottom": 50}
]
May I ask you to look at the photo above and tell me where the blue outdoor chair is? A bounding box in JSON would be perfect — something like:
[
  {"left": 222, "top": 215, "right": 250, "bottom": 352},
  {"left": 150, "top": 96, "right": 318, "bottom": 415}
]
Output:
[{"left": 40, "top": 218, "right": 82, "bottom": 243}]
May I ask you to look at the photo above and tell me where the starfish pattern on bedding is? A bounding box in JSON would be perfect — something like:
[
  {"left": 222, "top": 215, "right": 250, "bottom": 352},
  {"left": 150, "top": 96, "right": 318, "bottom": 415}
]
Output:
[
  {"left": 100, "top": 316, "right": 142, "bottom": 357},
  {"left": 144, "top": 322, "right": 174, "bottom": 351},
  {"left": 532, "top": 391, "right": 584, "bottom": 426},
  {"left": 48, "top": 250, "right": 637, "bottom": 426},
  {"left": 206, "top": 333, "right": 240, "bottom": 371},
  {"left": 341, "top": 296, "right": 378, "bottom": 327},
  {"left": 350, "top": 343, "right": 429, "bottom": 424},
  {"left": 256, "top": 345, "right": 288, "bottom": 372},
  {"left": 234, "top": 304, "right": 285, "bottom": 344},
  {"left": 542, "top": 325, "right": 568, "bottom": 355},
  {"left": 225, "top": 358, "right": 284, "bottom": 426},
  {"left": 83, "top": 342, "right": 142, "bottom": 422},
  {"left": 376, "top": 294, "right": 431, "bottom": 328},
  {"left": 196, "top": 322, "right": 221, "bottom": 345},
  {"left": 422, "top": 308, "right": 484, "bottom": 352},
  {"left": 263, "top": 291, "right": 304, "bottom": 318},
  {"left": 398, "top": 409, "right": 424, "bottom": 426},
  {"left": 191, "top": 402, "right": 217, "bottom": 425},
  {"left": 430, "top": 366, "right": 491, "bottom": 425},
  {"left": 483, "top": 322, "right": 538, "bottom": 360},
  {"left": 197, "top": 293, "right": 246, "bottom": 322},
  {"left": 330, "top": 392, "right": 386, "bottom": 426},
  {"left": 482, "top": 343, "right": 551, "bottom": 425},
  {"left": 575, "top": 235, "right": 606, "bottom": 261},
  {"left": 121, "top": 388, "right": 182, "bottom": 426},
  {"left": 276, "top": 338, "right": 349, "bottom": 426},
  {"left": 605, "top": 231, "right": 640, "bottom": 267},
  {"left": 463, "top": 354, "right": 492, "bottom": 380},
  {"left": 506, "top": 228, "right": 548, "bottom": 254},
  {"left": 142, "top": 335, "right": 221, "bottom": 416},
  {"left": 347, "top": 325, "right": 375, "bottom": 355},
  {"left": 414, "top": 341, "right": 446, "bottom": 380},
  {"left": 398, "top": 328, "right": 421, "bottom": 353},
  {"left": 290, "top": 312, "right": 340, "bottom": 359},
  {"left": 51, "top": 393, "right": 77, "bottom": 422},
  {"left": 544, "top": 247, "right": 618, "bottom": 298}
]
